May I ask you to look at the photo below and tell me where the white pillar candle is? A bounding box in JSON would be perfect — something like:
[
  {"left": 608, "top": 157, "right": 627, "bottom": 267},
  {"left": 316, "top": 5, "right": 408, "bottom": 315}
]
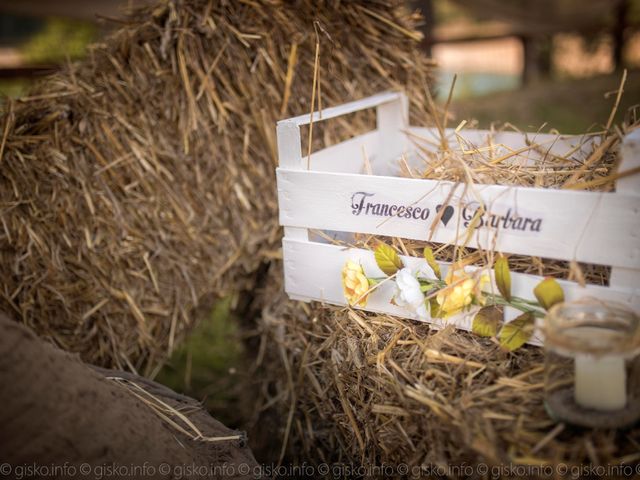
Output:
[{"left": 574, "top": 354, "right": 627, "bottom": 411}]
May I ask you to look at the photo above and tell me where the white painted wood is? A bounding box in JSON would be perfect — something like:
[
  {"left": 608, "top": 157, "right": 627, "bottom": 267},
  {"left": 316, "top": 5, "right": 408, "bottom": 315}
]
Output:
[
  {"left": 403, "top": 126, "right": 599, "bottom": 174},
  {"left": 276, "top": 121, "right": 302, "bottom": 168},
  {"left": 610, "top": 268, "right": 640, "bottom": 288},
  {"left": 611, "top": 128, "right": 640, "bottom": 287},
  {"left": 617, "top": 128, "right": 640, "bottom": 192},
  {"left": 305, "top": 130, "right": 379, "bottom": 174},
  {"left": 408, "top": 126, "right": 598, "bottom": 163},
  {"left": 376, "top": 92, "right": 409, "bottom": 175},
  {"left": 281, "top": 91, "right": 402, "bottom": 127},
  {"left": 282, "top": 238, "right": 640, "bottom": 346},
  {"left": 276, "top": 121, "right": 307, "bottom": 241},
  {"left": 275, "top": 91, "right": 640, "bottom": 345},
  {"left": 277, "top": 168, "right": 640, "bottom": 269}
]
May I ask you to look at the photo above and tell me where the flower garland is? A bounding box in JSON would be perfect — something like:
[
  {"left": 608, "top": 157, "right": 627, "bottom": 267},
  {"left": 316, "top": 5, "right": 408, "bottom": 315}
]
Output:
[{"left": 341, "top": 243, "right": 565, "bottom": 350}]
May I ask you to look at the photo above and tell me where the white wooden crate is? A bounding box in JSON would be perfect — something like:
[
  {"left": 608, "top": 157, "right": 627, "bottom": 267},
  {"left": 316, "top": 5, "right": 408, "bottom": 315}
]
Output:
[{"left": 276, "top": 91, "right": 640, "bottom": 344}]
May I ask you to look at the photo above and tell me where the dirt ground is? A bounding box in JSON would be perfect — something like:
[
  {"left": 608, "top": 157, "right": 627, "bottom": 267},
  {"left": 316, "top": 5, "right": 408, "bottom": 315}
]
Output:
[{"left": 0, "top": 314, "right": 260, "bottom": 479}]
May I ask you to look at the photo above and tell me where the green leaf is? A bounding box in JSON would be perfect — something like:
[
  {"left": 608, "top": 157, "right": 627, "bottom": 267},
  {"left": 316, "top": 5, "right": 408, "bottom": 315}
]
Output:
[
  {"left": 374, "top": 243, "right": 403, "bottom": 276},
  {"left": 420, "top": 283, "right": 436, "bottom": 293},
  {"left": 533, "top": 278, "right": 564, "bottom": 310},
  {"left": 423, "top": 247, "right": 441, "bottom": 280},
  {"left": 494, "top": 256, "right": 511, "bottom": 301},
  {"left": 428, "top": 297, "right": 443, "bottom": 318},
  {"left": 498, "top": 312, "right": 535, "bottom": 351},
  {"left": 472, "top": 305, "right": 503, "bottom": 337}
]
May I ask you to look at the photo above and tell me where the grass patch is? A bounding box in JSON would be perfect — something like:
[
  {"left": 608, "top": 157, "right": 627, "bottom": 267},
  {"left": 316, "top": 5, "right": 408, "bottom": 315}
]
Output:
[
  {"left": 155, "top": 297, "right": 247, "bottom": 426},
  {"left": 21, "top": 18, "right": 96, "bottom": 64},
  {"left": 450, "top": 72, "right": 640, "bottom": 133}
]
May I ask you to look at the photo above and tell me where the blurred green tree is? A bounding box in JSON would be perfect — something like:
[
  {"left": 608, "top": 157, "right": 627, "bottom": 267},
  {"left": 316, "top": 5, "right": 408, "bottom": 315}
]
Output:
[{"left": 21, "top": 17, "right": 96, "bottom": 63}]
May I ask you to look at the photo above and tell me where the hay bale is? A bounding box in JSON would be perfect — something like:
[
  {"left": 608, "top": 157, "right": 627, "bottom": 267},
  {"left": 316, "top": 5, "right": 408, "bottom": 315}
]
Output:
[
  {"left": 252, "top": 103, "right": 640, "bottom": 465},
  {"left": 0, "top": 0, "right": 433, "bottom": 372},
  {"left": 256, "top": 271, "right": 640, "bottom": 467}
]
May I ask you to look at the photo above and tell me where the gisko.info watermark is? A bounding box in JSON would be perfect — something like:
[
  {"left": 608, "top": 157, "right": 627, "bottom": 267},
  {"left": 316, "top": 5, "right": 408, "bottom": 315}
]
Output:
[{"left": 2, "top": 461, "right": 640, "bottom": 479}]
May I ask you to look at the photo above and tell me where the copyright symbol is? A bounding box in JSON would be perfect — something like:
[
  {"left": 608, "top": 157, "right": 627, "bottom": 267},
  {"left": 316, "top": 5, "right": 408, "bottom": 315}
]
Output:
[
  {"left": 238, "top": 463, "right": 250, "bottom": 475},
  {"left": 317, "top": 463, "right": 329, "bottom": 476},
  {"left": 397, "top": 463, "right": 409, "bottom": 475},
  {"left": 0, "top": 464, "right": 11, "bottom": 475},
  {"left": 79, "top": 463, "right": 91, "bottom": 475},
  {"left": 158, "top": 463, "right": 171, "bottom": 475},
  {"left": 557, "top": 463, "right": 567, "bottom": 476},
  {"left": 477, "top": 463, "right": 488, "bottom": 475}
]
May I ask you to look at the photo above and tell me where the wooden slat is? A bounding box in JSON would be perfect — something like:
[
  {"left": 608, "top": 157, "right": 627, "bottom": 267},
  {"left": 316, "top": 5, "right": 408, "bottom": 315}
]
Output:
[
  {"left": 277, "top": 168, "right": 640, "bottom": 269},
  {"left": 407, "top": 126, "right": 597, "bottom": 159},
  {"left": 279, "top": 91, "right": 401, "bottom": 127},
  {"left": 610, "top": 128, "right": 640, "bottom": 286},
  {"left": 276, "top": 120, "right": 307, "bottom": 241},
  {"left": 305, "top": 130, "right": 379, "bottom": 173},
  {"left": 282, "top": 239, "right": 640, "bottom": 346}
]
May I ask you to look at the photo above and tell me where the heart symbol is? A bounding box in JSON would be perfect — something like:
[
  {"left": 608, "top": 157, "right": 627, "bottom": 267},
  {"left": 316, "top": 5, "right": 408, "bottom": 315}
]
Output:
[{"left": 436, "top": 204, "right": 454, "bottom": 227}]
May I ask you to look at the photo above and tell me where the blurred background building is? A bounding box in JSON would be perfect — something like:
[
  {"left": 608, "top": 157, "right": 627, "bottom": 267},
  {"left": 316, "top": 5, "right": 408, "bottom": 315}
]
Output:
[{"left": 1, "top": 0, "right": 639, "bottom": 132}]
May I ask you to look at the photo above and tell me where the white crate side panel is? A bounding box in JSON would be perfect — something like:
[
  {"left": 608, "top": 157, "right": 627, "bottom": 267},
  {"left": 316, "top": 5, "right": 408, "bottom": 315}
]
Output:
[
  {"left": 277, "top": 169, "right": 640, "bottom": 269},
  {"left": 305, "top": 130, "right": 380, "bottom": 174},
  {"left": 403, "top": 127, "right": 599, "bottom": 177},
  {"left": 283, "top": 238, "right": 640, "bottom": 346},
  {"left": 611, "top": 129, "right": 640, "bottom": 287},
  {"left": 408, "top": 126, "right": 598, "bottom": 161},
  {"left": 304, "top": 126, "right": 598, "bottom": 176}
]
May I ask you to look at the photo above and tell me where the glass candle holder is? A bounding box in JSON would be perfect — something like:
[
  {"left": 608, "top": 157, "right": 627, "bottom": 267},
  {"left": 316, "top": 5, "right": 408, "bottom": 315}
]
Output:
[{"left": 544, "top": 298, "right": 640, "bottom": 428}]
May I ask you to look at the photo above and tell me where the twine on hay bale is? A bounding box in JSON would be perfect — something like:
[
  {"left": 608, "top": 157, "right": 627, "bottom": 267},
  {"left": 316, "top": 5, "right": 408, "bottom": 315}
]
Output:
[{"left": 0, "top": 0, "right": 433, "bottom": 373}]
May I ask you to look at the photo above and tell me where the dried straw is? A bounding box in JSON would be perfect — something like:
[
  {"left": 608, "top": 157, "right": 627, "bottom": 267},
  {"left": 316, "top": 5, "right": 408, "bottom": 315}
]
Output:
[
  {"left": 255, "top": 267, "right": 640, "bottom": 467},
  {"left": 251, "top": 78, "right": 640, "bottom": 465},
  {"left": 0, "top": 0, "right": 434, "bottom": 373},
  {"left": 108, "top": 376, "right": 243, "bottom": 443}
]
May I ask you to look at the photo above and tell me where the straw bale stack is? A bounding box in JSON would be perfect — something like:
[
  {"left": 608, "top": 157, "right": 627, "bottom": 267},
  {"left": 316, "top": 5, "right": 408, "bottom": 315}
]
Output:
[{"left": 0, "top": 0, "right": 433, "bottom": 372}]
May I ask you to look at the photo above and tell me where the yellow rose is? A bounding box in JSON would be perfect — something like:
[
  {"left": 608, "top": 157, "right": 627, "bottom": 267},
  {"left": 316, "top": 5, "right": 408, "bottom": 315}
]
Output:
[
  {"left": 342, "top": 260, "right": 370, "bottom": 307},
  {"left": 436, "top": 268, "right": 489, "bottom": 317}
]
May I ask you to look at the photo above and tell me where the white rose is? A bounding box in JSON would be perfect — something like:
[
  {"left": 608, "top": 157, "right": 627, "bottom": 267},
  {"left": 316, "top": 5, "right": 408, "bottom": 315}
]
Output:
[{"left": 394, "top": 268, "right": 428, "bottom": 320}]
